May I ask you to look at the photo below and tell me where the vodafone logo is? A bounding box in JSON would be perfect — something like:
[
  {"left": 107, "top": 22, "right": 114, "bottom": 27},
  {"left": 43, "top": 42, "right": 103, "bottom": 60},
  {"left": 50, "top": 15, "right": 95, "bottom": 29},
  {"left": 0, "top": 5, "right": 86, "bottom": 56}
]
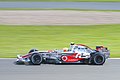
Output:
[{"left": 61, "top": 56, "right": 68, "bottom": 61}]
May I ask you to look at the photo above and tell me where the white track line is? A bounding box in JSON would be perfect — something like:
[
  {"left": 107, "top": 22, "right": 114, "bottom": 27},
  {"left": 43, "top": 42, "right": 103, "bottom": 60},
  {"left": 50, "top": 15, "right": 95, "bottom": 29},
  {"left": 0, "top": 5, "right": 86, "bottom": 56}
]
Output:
[
  {"left": 109, "top": 58, "right": 120, "bottom": 59},
  {"left": 0, "top": 58, "right": 15, "bottom": 59}
]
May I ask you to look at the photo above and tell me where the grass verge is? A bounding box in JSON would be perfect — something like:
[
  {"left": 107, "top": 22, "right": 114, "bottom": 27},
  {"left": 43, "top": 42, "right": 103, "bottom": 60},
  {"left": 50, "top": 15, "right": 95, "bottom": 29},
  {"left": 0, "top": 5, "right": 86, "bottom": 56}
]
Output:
[
  {"left": 0, "top": 0, "right": 120, "bottom": 2},
  {"left": 0, "top": 24, "right": 120, "bottom": 58}
]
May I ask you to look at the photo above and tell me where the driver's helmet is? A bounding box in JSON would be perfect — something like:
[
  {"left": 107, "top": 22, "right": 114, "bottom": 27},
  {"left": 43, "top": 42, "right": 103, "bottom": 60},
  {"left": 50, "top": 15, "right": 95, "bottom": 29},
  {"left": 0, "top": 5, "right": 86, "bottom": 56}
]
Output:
[
  {"left": 63, "top": 47, "right": 68, "bottom": 52},
  {"left": 28, "top": 49, "right": 38, "bottom": 53}
]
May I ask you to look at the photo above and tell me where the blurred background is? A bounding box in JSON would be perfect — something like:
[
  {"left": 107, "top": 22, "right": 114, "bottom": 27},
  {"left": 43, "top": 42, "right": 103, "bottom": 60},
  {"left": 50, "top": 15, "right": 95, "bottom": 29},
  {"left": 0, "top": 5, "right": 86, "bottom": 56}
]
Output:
[{"left": 0, "top": 0, "right": 120, "bottom": 58}]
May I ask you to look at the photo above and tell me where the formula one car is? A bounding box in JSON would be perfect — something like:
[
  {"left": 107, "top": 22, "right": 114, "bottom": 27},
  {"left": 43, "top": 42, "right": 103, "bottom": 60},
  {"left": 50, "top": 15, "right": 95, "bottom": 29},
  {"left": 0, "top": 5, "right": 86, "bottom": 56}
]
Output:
[{"left": 15, "top": 43, "right": 110, "bottom": 65}]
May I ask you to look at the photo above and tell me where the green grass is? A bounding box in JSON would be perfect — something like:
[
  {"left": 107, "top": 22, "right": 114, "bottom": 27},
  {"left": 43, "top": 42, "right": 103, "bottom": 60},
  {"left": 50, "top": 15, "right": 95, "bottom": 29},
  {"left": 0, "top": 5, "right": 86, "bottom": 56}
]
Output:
[
  {"left": 0, "top": 0, "right": 120, "bottom": 2},
  {"left": 0, "top": 24, "right": 120, "bottom": 58}
]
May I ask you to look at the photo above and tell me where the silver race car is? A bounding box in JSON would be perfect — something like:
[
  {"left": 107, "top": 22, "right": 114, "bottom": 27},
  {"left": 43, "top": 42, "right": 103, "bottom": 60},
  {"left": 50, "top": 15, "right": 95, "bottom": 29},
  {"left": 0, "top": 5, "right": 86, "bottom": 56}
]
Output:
[{"left": 15, "top": 43, "right": 110, "bottom": 65}]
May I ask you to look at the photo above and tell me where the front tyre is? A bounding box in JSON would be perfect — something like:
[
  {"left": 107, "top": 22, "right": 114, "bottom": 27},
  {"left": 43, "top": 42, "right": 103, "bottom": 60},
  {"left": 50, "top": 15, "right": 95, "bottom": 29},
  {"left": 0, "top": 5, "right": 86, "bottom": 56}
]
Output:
[{"left": 30, "top": 53, "right": 42, "bottom": 65}]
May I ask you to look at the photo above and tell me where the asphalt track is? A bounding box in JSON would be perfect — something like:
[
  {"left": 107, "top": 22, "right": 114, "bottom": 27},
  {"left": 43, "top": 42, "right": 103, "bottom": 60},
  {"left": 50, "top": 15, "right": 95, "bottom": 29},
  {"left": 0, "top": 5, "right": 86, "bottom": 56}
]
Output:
[
  {"left": 0, "top": 58, "right": 120, "bottom": 80},
  {"left": 0, "top": 2, "right": 120, "bottom": 10}
]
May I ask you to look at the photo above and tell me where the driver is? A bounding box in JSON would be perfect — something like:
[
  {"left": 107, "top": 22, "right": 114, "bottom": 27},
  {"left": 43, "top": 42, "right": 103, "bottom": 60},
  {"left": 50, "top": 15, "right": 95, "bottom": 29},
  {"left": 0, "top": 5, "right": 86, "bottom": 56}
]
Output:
[{"left": 63, "top": 47, "right": 69, "bottom": 52}]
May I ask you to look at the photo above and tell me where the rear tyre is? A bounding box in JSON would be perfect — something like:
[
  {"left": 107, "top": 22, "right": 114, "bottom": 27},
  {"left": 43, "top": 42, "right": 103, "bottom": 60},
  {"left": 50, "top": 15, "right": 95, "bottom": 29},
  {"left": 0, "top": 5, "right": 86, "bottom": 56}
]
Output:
[
  {"left": 90, "top": 53, "right": 105, "bottom": 65},
  {"left": 30, "top": 53, "right": 42, "bottom": 65}
]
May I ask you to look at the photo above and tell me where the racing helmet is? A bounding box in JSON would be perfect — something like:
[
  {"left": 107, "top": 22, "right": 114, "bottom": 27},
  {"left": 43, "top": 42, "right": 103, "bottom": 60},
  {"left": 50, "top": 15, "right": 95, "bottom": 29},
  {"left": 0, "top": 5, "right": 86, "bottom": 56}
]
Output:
[{"left": 63, "top": 47, "right": 68, "bottom": 52}]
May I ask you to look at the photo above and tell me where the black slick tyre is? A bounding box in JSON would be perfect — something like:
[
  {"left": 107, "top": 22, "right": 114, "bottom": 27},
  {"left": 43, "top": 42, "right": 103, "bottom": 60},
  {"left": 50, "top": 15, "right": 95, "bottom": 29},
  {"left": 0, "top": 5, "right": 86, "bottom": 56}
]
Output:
[
  {"left": 89, "top": 52, "right": 106, "bottom": 65},
  {"left": 30, "top": 53, "right": 42, "bottom": 65},
  {"left": 93, "top": 53, "right": 105, "bottom": 65}
]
